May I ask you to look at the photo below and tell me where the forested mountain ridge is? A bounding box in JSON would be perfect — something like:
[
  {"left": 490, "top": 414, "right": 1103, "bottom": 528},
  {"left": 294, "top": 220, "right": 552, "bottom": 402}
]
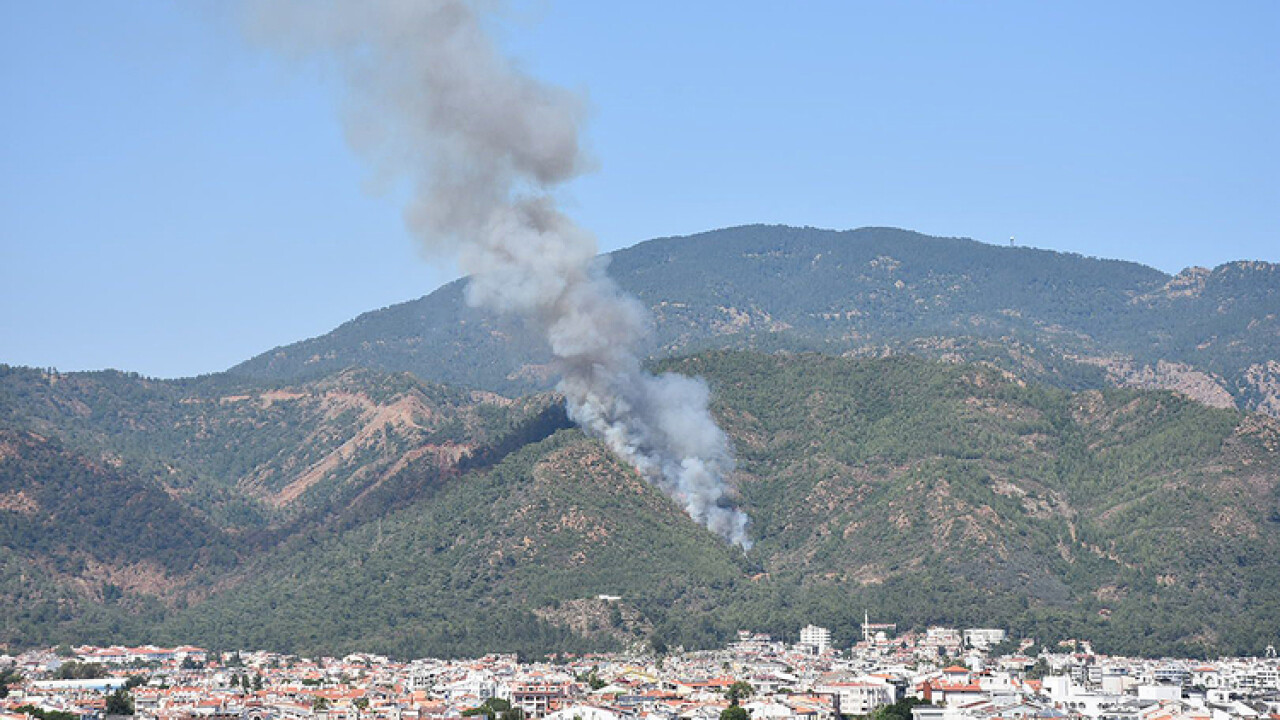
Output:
[
  {"left": 4, "top": 224, "right": 1279, "bottom": 659},
  {"left": 0, "top": 363, "right": 571, "bottom": 648},
  {"left": 0, "top": 429, "right": 228, "bottom": 647},
  {"left": 5, "top": 352, "right": 1278, "bottom": 659},
  {"left": 227, "top": 225, "right": 1280, "bottom": 415},
  {"left": 168, "top": 353, "right": 1280, "bottom": 659},
  {"left": 0, "top": 364, "right": 548, "bottom": 532}
]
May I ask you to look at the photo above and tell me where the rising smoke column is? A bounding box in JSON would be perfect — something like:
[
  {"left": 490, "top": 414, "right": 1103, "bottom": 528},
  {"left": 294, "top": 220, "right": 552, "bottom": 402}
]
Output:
[{"left": 249, "top": 0, "right": 751, "bottom": 547}]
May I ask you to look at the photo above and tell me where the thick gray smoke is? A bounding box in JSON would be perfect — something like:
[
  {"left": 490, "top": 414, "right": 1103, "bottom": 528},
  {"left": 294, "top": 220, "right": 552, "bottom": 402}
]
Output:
[{"left": 248, "top": 0, "right": 751, "bottom": 547}]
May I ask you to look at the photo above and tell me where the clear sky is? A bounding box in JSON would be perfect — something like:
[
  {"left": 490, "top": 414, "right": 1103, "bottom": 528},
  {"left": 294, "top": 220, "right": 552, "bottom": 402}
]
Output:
[{"left": 2, "top": 1, "right": 1277, "bottom": 378}]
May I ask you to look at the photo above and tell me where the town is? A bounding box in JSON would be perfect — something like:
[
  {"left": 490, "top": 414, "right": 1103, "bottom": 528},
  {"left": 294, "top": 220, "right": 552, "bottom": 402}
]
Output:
[{"left": 4, "top": 620, "right": 1278, "bottom": 720}]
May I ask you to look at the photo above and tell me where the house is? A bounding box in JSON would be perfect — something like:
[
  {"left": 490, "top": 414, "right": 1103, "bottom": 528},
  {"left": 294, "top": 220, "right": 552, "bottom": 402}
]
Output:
[
  {"left": 815, "top": 680, "right": 895, "bottom": 716},
  {"left": 511, "top": 683, "right": 568, "bottom": 718}
]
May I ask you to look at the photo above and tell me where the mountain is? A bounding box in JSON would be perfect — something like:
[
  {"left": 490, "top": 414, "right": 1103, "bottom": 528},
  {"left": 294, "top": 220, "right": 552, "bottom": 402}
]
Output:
[
  {"left": 7, "top": 350, "right": 1277, "bottom": 659},
  {"left": 0, "top": 365, "right": 554, "bottom": 532},
  {"left": 175, "top": 352, "right": 1280, "bottom": 660},
  {"left": 162, "top": 428, "right": 747, "bottom": 659},
  {"left": 0, "top": 364, "right": 569, "bottom": 648},
  {"left": 228, "top": 225, "right": 1280, "bottom": 415},
  {"left": 664, "top": 352, "right": 1280, "bottom": 656},
  {"left": 4, "top": 225, "right": 1279, "bottom": 659},
  {"left": 0, "top": 429, "right": 231, "bottom": 647}
]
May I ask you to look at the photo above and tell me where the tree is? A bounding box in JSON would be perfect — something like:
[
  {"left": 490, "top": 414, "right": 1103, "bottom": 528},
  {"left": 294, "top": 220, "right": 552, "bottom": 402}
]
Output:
[
  {"left": 649, "top": 632, "right": 669, "bottom": 656},
  {"left": 985, "top": 637, "right": 1021, "bottom": 657},
  {"left": 721, "top": 706, "right": 749, "bottom": 720},
  {"left": 726, "top": 681, "right": 754, "bottom": 706},
  {"left": 1026, "top": 658, "right": 1050, "bottom": 680},
  {"left": 312, "top": 697, "right": 331, "bottom": 712},
  {"left": 105, "top": 688, "right": 134, "bottom": 716},
  {"left": 463, "top": 698, "right": 512, "bottom": 720},
  {"left": 869, "top": 697, "right": 928, "bottom": 720},
  {"left": 124, "top": 676, "right": 148, "bottom": 690},
  {"left": 577, "top": 668, "right": 606, "bottom": 691},
  {"left": 0, "top": 668, "right": 21, "bottom": 699},
  {"left": 17, "top": 706, "right": 76, "bottom": 720},
  {"left": 55, "top": 662, "right": 107, "bottom": 680}
]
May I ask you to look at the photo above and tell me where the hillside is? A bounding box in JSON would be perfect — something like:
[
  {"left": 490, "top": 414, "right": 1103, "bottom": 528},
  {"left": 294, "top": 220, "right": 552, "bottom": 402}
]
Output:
[
  {"left": 163, "top": 429, "right": 747, "bottom": 659},
  {"left": 69, "top": 352, "right": 1272, "bottom": 660},
  {"left": 227, "top": 226, "right": 1280, "bottom": 415},
  {"left": 0, "top": 364, "right": 568, "bottom": 648},
  {"left": 0, "top": 429, "right": 230, "bottom": 647},
  {"left": 0, "top": 365, "right": 552, "bottom": 532},
  {"left": 665, "top": 352, "right": 1280, "bottom": 656}
]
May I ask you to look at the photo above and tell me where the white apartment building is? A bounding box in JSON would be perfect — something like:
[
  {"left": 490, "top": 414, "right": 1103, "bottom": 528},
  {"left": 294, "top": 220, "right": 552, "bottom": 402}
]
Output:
[
  {"left": 817, "top": 679, "right": 895, "bottom": 715},
  {"left": 800, "top": 625, "right": 832, "bottom": 655},
  {"left": 963, "top": 629, "right": 1006, "bottom": 651}
]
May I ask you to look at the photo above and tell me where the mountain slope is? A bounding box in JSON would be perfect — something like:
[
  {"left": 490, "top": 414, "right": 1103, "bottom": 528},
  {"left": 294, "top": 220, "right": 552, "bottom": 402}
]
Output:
[
  {"left": 135, "top": 352, "right": 1280, "bottom": 660},
  {"left": 0, "top": 429, "right": 232, "bottom": 647},
  {"left": 664, "top": 352, "right": 1280, "bottom": 656},
  {"left": 0, "top": 365, "right": 547, "bottom": 532},
  {"left": 226, "top": 225, "right": 1280, "bottom": 414},
  {"left": 163, "top": 429, "right": 747, "bottom": 659}
]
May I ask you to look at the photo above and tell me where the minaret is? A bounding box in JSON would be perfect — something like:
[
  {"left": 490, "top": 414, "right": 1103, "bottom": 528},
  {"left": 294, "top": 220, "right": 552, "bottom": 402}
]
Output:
[{"left": 863, "top": 609, "right": 870, "bottom": 644}]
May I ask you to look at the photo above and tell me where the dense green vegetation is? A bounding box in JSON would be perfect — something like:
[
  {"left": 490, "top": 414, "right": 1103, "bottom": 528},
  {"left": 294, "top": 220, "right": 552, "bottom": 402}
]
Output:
[
  {"left": 0, "top": 431, "right": 237, "bottom": 575},
  {"left": 0, "top": 667, "right": 21, "bottom": 698},
  {"left": 3, "top": 244, "right": 1280, "bottom": 662},
  {"left": 163, "top": 428, "right": 747, "bottom": 659},
  {"left": 53, "top": 662, "right": 110, "bottom": 680},
  {"left": 105, "top": 687, "right": 135, "bottom": 715},
  {"left": 226, "top": 226, "right": 1280, "bottom": 416},
  {"left": 0, "top": 365, "right": 539, "bottom": 530},
  {"left": 645, "top": 352, "right": 1280, "bottom": 657},
  {"left": 5, "top": 352, "right": 1266, "bottom": 659},
  {"left": 0, "top": 365, "right": 563, "bottom": 650},
  {"left": 0, "top": 429, "right": 230, "bottom": 648}
]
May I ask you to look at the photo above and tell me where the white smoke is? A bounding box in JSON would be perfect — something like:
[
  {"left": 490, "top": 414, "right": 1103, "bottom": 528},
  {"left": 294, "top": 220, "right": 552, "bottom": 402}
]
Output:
[{"left": 247, "top": 0, "right": 751, "bottom": 548}]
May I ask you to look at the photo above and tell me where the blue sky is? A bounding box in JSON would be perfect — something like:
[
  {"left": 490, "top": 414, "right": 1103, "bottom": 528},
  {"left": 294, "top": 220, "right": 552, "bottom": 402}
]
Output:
[{"left": 2, "top": 1, "right": 1277, "bottom": 378}]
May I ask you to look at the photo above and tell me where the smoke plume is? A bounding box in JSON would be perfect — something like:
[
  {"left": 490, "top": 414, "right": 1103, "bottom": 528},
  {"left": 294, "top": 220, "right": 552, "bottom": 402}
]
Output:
[{"left": 248, "top": 0, "right": 751, "bottom": 547}]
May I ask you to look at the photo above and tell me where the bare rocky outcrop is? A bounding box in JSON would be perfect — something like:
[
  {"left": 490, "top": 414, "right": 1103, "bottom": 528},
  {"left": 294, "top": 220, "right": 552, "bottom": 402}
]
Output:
[
  {"left": 1073, "top": 355, "right": 1237, "bottom": 409},
  {"left": 1244, "top": 360, "right": 1280, "bottom": 417}
]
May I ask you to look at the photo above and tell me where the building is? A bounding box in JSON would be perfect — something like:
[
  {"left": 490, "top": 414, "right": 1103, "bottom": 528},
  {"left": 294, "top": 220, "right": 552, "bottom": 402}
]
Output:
[
  {"left": 816, "top": 679, "right": 895, "bottom": 715},
  {"left": 511, "top": 682, "right": 567, "bottom": 718},
  {"left": 799, "top": 626, "right": 832, "bottom": 655},
  {"left": 963, "top": 629, "right": 1007, "bottom": 651}
]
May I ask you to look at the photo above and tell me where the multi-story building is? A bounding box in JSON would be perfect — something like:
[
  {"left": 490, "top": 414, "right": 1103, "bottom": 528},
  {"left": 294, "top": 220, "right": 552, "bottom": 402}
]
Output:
[
  {"left": 963, "top": 629, "right": 1007, "bottom": 651},
  {"left": 511, "top": 682, "right": 567, "bottom": 718},
  {"left": 799, "top": 626, "right": 832, "bottom": 655},
  {"left": 816, "top": 679, "right": 895, "bottom": 715}
]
